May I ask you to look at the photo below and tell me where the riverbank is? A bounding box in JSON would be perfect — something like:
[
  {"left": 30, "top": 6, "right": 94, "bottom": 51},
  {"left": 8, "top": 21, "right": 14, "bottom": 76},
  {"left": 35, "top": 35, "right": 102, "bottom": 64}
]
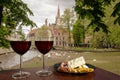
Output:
[
  {"left": 55, "top": 47, "right": 120, "bottom": 52},
  {"left": 0, "top": 48, "right": 11, "bottom": 55},
  {"left": 1, "top": 47, "right": 120, "bottom": 75},
  {"left": 0, "top": 49, "right": 39, "bottom": 69},
  {"left": 12, "top": 50, "right": 120, "bottom": 75}
]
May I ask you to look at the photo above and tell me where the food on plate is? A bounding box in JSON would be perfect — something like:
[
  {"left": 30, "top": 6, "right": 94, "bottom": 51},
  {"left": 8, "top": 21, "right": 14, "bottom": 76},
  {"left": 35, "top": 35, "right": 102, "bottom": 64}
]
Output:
[
  {"left": 68, "top": 56, "right": 86, "bottom": 69},
  {"left": 57, "top": 57, "right": 94, "bottom": 73},
  {"left": 58, "top": 62, "right": 69, "bottom": 72}
]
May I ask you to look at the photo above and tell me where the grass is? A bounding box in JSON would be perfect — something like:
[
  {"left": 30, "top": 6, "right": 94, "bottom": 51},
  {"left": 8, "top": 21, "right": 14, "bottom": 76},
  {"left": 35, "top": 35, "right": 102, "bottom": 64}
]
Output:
[{"left": 12, "top": 49, "right": 120, "bottom": 75}]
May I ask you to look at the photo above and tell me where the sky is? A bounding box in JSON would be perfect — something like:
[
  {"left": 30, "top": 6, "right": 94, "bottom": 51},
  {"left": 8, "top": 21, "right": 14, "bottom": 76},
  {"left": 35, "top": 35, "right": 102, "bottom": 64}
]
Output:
[{"left": 22, "top": 0, "right": 75, "bottom": 27}]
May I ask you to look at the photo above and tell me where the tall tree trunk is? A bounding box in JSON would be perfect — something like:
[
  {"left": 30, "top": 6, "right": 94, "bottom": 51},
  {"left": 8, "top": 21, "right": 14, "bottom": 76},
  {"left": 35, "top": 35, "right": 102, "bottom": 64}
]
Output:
[{"left": 0, "top": 5, "right": 3, "bottom": 26}]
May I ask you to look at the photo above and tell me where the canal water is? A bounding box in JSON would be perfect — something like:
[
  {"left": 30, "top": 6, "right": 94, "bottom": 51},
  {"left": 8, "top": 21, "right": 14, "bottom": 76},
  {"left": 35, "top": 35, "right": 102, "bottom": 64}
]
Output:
[
  {"left": 0, "top": 49, "right": 77, "bottom": 69},
  {"left": 0, "top": 49, "right": 40, "bottom": 69}
]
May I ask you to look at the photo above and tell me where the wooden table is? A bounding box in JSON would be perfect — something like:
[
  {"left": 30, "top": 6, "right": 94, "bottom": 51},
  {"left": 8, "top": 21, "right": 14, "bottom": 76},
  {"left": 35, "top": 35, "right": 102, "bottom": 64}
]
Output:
[{"left": 0, "top": 65, "right": 120, "bottom": 80}]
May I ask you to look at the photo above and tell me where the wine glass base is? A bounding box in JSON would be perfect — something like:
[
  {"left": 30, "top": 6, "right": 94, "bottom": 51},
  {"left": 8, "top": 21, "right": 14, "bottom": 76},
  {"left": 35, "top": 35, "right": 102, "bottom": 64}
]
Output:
[
  {"left": 36, "top": 70, "right": 52, "bottom": 77},
  {"left": 12, "top": 71, "right": 30, "bottom": 79}
]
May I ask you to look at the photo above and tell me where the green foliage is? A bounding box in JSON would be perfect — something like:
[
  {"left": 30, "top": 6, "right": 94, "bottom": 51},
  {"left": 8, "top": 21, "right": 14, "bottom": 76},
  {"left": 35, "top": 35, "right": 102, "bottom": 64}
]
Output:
[
  {"left": 0, "top": 26, "right": 10, "bottom": 48},
  {"left": 74, "top": 0, "right": 116, "bottom": 34},
  {"left": 72, "top": 19, "right": 84, "bottom": 44},
  {"left": 111, "top": 2, "right": 120, "bottom": 25},
  {"left": 109, "top": 26, "right": 120, "bottom": 48},
  {"left": 35, "top": 26, "right": 50, "bottom": 40},
  {"left": 1, "top": 0, "right": 37, "bottom": 27},
  {"left": 86, "top": 0, "right": 120, "bottom": 48},
  {"left": 74, "top": 0, "right": 120, "bottom": 48},
  {"left": 61, "top": 9, "right": 75, "bottom": 44},
  {"left": 61, "top": 9, "right": 74, "bottom": 27},
  {"left": 90, "top": 30, "right": 109, "bottom": 48},
  {"left": 90, "top": 26, "right": 120, "bottom": 48},
  {"left": 0, "top": 0, "right": 37, "bottom": 48},
  {"left": 89, "top": 26, "right": 120, "bottom": 48}
]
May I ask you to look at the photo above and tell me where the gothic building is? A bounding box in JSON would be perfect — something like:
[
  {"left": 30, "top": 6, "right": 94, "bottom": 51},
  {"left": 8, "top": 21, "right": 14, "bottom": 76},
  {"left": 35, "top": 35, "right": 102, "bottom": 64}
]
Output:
[
  {"left": 29, "top": 5, "right": 69, "bottom": 47},
  {"left": 45, "top": 5, "right": 69, "bottom": 47}
]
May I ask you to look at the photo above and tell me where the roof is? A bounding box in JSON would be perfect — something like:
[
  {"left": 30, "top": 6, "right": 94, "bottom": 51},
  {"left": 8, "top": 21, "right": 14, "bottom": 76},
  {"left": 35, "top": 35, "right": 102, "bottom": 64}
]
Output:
[{"left": 28, "top": 29, "right": 38, "bottom": 36}]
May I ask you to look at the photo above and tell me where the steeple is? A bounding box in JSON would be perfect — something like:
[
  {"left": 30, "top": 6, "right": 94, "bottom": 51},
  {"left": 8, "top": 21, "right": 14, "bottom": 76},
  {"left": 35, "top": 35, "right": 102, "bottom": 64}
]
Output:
[
  {"left": 57, "top": 5, "right": 60, "bottom": 18},
  {"left": 55, "top": 5, "right": 61, "bottom": 26}
]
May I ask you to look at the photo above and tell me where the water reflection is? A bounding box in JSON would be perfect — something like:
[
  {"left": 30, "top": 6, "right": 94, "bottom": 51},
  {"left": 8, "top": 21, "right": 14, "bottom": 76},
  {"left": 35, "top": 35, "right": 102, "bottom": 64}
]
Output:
[{"left": 0, "top": 50, "right": 39, "bottom": 69}]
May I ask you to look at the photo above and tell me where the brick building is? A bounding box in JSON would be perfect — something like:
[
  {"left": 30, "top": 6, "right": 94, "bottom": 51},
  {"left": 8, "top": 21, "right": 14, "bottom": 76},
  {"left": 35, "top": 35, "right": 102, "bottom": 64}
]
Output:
[{"left": 29, "top": 5, "right": 69, "bottom": 47}]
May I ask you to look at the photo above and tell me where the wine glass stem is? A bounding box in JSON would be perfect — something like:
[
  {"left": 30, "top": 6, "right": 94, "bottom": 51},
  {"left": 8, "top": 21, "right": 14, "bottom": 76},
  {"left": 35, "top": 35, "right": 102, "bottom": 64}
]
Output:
[
  {"left": 20, "top": 55, "right": 23, "bottom": 75},
  {"left": 43, "top": 55, "right": 45, "bottom": 70}
]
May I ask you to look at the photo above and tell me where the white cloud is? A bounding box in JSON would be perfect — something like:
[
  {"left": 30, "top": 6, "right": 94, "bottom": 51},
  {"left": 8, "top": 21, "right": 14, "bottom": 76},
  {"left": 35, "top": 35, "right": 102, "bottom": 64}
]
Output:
[{"left": 22, "top": 0, "right": 75, "bottom": 27}]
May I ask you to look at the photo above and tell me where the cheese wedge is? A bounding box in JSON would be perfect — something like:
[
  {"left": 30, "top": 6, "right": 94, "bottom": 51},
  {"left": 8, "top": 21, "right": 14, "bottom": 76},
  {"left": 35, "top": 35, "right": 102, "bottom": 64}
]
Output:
[{"left": 68, "top": 56, "right": 86, "bottom": 69}]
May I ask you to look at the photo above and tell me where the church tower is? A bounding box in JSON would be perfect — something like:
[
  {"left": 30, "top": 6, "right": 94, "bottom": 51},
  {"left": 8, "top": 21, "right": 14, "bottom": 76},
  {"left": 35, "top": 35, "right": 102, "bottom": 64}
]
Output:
[{"left": 55, "top": 5, "right": 61, "bottom": 26}]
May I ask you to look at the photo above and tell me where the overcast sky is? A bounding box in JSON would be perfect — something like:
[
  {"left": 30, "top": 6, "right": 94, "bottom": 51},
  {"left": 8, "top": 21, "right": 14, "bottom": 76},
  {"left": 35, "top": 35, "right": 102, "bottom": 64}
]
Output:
[{"left": 22, "top": 0, "right": 75, "bottom": 27}]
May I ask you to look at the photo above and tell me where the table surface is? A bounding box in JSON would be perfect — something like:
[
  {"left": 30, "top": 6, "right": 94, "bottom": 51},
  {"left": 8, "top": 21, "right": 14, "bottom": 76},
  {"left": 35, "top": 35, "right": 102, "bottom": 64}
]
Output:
[{"left": 0, "top": 65, "right": 120, "bottom": 80}]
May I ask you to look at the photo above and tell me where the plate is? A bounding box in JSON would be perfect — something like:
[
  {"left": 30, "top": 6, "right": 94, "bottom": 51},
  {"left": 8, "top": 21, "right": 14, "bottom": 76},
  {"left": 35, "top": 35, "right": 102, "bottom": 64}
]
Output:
[{"left": 54, "top": 63, "right": 95, "bottom": 74}]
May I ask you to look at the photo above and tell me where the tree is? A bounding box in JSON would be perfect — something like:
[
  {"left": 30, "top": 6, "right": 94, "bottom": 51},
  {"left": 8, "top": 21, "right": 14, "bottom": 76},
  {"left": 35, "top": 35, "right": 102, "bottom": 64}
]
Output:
[
  {"left": 109, "top": 26, "right": 120, "bottom": 48},
  {"left": 72, "top": 19, "right": 84, "bottom": 46},
  {"left": 111, "top": 1, "right": 120, "bottom": 25},
  {"left": 90, "top": 29, "right": 109, "bottom": 48},
  {"left": 61, "top": 9, "right": 75, "bottom": 45},
  {"left": 74, "top": 0, "right": 116, "bottom": 34},
  {"left": 35, "top": 26, "right": 50, "bottom": 40},
  {"left": 0, "top": 0, "right": 37, "bottom": 48},
  {"left": 74, "top": 0, "right": 120, "bottom": 48}
]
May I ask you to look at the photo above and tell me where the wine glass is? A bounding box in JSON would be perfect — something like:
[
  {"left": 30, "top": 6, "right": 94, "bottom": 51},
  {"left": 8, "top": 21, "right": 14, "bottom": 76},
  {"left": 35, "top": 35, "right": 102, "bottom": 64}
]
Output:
[
  {"left": 35, "top": 29, "right": 53, "bottom": 76},
  {"left": 10, "top": 29, "right": 31, "bottom": 79}
]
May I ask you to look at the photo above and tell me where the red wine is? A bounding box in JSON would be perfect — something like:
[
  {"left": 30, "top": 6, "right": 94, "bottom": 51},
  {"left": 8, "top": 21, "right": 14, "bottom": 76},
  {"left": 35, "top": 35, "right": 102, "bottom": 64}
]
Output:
[
  {"left": 35, "top": 41, "right": 53, "bottom": 55},
  {"left": 10, "top": 41, "right": 31, "bottom": 55}
]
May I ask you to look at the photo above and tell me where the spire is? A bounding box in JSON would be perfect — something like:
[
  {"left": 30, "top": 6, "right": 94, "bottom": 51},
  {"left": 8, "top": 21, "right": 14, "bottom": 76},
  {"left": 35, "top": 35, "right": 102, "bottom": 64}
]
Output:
[
  {"left": 57, "top": 5, "right": 60, "bottom": 18},
  {"left": 56, "top": 5, "right": 61, "bottom": 26}
]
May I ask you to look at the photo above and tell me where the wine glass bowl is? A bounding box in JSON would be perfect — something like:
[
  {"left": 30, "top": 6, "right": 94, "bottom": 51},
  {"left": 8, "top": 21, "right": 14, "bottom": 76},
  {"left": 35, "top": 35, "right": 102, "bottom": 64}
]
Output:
[
  {"left": 10, "top": 41, "right": 31, "bottom": 55},
  {"left": 35, "top": 29, "right": 53, "bottom": 76},
  {"left": 35, "top": 41, "right": 53, "bottom": 55},
  {"left": 10, "top": 29, "right": 31, "bottom": 79}
]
